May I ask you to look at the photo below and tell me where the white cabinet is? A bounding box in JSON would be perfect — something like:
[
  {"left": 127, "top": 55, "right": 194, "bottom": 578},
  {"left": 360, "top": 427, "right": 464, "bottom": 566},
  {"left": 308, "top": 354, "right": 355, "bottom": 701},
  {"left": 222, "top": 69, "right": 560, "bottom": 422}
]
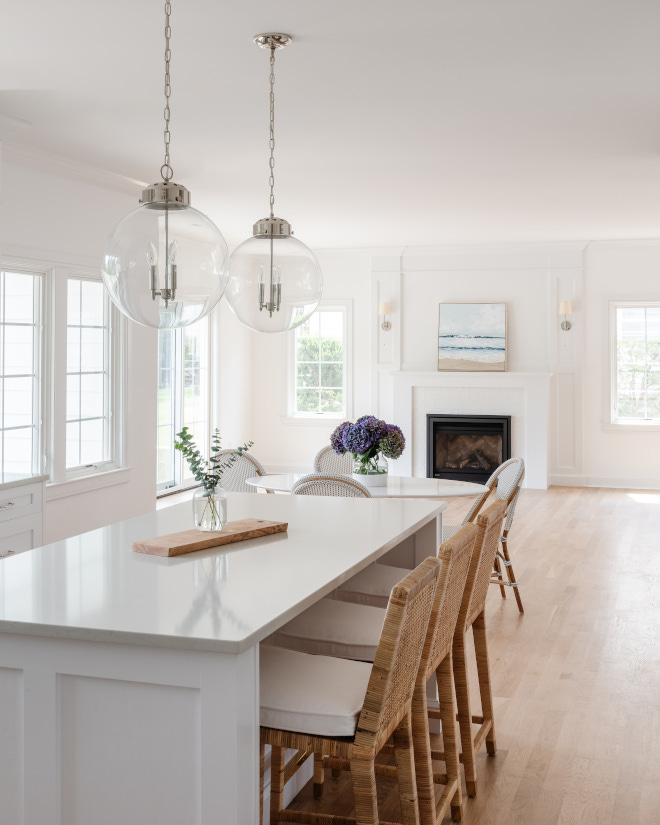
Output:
[{"left": 0, "top": 477, "right": 46, "bottom": 559}]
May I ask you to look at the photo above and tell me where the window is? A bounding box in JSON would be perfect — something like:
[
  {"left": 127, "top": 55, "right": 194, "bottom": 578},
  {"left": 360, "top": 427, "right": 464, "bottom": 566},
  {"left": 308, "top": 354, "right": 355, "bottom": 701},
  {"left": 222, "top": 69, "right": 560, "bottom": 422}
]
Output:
[
  {"left": 289, "top": 304, "right": 350, "bottom": 419},
  {"left": 0, "top": 270, "right": 42, "bottom": 480},
  {"left": 612, "top": 303, "right": 660, "bottom": 421},
  {"left": 157, "top": 317, "right": 210, "bottom": 490},
  {"left": 66, "top": 278, "right": 111, "bottom": 470}
]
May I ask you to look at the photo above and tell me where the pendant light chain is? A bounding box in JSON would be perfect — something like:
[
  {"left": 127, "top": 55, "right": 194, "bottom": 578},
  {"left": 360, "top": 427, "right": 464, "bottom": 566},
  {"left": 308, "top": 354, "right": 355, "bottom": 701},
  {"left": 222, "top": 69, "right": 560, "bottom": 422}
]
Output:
[
  {"left": 269, "top": 44, "right": 276, "bottom": 218},
  {"left": 161, "top": 0, "right": 174, "bottom": 183}
]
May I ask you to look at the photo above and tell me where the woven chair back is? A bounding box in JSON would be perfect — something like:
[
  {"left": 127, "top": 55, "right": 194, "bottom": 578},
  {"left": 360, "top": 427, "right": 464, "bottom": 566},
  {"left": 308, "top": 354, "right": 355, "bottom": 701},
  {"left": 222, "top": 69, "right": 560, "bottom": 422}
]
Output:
[
  {"left": 423, "top": 522, "right": 479, "bottom": 680},
  {"left": 353, "top": 556, "right": 440, "bottom": 754},
  {"left": 461, "top": 457, "right": 525, "bottom": 527},
  {"left": 291, "top": 473, "right": 371, "bottom": 498},
  {"left": 460, "top": 499, "right": 508, "bottom": 630},
  {"left": 313, "top": 446, "right": 353, "bottom": 475},
  {"left": 214, "top": 449, "right": 268, "bottom": 493}
]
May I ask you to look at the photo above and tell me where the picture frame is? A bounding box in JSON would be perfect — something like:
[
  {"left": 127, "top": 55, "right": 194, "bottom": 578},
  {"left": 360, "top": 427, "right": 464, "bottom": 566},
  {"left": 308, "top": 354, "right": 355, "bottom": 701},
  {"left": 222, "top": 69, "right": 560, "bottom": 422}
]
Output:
[{"left": 437, "top": 302, "right": 507, "bottom": 371}]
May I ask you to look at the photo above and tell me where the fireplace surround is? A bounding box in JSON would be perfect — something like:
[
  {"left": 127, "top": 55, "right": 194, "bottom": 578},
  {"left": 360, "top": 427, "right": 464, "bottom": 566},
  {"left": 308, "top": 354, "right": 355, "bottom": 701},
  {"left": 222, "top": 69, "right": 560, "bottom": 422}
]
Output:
[{"left": 427, "top": 414, "right": 511, "bottom": 484}]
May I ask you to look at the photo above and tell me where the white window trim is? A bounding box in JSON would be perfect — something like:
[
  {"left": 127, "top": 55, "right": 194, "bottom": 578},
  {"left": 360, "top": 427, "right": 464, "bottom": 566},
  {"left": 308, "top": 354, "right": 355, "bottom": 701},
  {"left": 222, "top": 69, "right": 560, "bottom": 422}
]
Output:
[
  {"left": 156, "top": 317, "right": 213, "bottom": 493},
  {"left": 606, "top": 299, "right": 660, "bottom": 431},
  {"left": 283, "top": 300, "right": 353, "bottom": 424},
  {"left": 1, "top": 253, "right": 127, "bottom": 492}
]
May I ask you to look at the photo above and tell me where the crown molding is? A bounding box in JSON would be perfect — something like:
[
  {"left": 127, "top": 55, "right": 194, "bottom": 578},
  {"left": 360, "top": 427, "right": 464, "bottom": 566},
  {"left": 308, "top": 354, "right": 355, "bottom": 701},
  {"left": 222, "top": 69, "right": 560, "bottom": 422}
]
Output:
[
  {"left": 2, "top": 142, "right": 147, "bottom": 196},
  {"left": 0, "top": 113, "right": 31, "bottom": 141}
]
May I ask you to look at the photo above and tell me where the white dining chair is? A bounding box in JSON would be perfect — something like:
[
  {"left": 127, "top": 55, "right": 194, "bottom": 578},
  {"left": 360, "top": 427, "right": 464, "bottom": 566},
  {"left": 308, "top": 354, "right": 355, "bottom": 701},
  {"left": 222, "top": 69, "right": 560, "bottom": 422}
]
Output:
[
  {"left": 312, "top": 445, "right": 353, "bottom": 475},
  {"left": 214, "top": 449, "right": 273, "bottom": 493},
  {"left": 291, "top": 473, "right": 371, "bottom": 498}
]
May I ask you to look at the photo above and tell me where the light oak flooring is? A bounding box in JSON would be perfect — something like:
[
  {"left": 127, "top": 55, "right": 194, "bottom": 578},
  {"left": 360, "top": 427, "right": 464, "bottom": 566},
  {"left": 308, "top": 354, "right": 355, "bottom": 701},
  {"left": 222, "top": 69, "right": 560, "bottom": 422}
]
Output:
[{"left": 286, "top": 486, "right": 660, "bottom": 825}]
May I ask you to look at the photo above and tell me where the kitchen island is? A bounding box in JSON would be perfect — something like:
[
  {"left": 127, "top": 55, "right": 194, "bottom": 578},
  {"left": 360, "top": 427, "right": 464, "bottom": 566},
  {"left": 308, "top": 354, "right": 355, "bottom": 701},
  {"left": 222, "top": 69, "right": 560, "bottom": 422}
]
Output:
[{"left": 0, "top": 491, "right": 444, "bottom": 825}]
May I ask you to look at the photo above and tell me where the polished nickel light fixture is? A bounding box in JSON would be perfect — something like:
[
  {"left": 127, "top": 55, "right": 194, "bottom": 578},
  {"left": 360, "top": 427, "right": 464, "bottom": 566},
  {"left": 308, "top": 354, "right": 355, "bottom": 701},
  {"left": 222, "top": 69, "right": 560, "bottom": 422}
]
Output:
[
  {"left": 226, "top": 33, "right": 322, "bottom": 334},
  {"left": 102, "top": 1, "right": 229, "bottom": 329}
]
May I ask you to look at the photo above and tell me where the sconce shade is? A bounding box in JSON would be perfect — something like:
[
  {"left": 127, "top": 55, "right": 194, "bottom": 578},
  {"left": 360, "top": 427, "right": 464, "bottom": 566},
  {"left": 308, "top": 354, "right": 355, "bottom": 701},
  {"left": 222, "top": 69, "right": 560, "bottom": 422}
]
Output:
[
  {"left": 559, "top": 301, "right": 572, "bottom": 315},
  {"left": 378, "top": 302, "right": 391, "bottom": 316}
]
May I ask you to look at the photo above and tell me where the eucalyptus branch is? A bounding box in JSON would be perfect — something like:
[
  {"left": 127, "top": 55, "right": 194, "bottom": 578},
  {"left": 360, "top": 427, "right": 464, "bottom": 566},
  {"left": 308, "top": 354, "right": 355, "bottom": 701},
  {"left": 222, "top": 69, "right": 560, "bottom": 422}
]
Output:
[{"left": 174, "top": 427, "right": 254, "bottom": 492}]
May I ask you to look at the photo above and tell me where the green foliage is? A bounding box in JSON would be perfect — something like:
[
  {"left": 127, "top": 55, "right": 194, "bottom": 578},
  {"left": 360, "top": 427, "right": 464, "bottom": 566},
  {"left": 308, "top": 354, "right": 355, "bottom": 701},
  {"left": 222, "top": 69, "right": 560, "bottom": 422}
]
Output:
[
  {"left": 174, "top": 427, "right": 253, "bottom": 492},
  {"left": 616, "top": 339, "right": 660, "bottom": 418},
  {"left": 295, "top": 335, "right": 343, "bottom": 414}
]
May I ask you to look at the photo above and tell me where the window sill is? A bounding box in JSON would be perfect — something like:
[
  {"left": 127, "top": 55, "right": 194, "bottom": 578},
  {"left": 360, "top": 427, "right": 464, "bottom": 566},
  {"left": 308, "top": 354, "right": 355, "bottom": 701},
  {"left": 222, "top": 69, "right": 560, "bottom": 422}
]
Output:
[
  {"left": 45, "top": 467, "right": 133, "bottom": 501},
  {"left": 603, "top": 421, "right": 660, "bottom": 433},
  {"left": 281, "top": 415, "right": 346, "bottom": 427}
]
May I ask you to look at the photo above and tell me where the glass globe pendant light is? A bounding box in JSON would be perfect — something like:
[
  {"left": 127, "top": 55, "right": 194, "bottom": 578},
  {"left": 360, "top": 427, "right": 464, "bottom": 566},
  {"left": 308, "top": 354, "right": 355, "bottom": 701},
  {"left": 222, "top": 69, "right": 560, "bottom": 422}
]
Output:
[
  {"left": 102, "top": 1, "right": 228, "bottom": 329},
  {"left": 226, "top": 33, "right": 322, "bottom": 334}
]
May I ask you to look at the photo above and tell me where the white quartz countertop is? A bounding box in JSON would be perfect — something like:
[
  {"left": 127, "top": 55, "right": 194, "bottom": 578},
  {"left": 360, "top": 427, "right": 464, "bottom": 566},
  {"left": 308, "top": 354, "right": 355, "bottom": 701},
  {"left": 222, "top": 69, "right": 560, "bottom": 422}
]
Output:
[
  {"left": 0, "top": 473, "right": 48, "bottom": 493},
  {"left": 0, "top": 492, "right": 444, "bottom": 654}
]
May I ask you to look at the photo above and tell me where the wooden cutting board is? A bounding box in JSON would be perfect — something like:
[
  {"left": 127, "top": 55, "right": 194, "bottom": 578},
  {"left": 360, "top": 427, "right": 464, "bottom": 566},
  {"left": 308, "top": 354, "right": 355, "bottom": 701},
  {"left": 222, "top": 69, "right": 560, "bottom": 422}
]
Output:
[{"left": 132, "top": 518, "right": 288, "bottom": 557}]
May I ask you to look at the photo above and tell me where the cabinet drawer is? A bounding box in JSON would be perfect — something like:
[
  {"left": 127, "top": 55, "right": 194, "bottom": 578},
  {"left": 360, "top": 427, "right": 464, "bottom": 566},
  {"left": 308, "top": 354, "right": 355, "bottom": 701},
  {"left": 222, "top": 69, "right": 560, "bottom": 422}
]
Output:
[
  {"left": 0, "top": 514, "right": 43, "bottom": 558},
  {"left": 0, "top": 482, "right": 43, "bottom": 525}
]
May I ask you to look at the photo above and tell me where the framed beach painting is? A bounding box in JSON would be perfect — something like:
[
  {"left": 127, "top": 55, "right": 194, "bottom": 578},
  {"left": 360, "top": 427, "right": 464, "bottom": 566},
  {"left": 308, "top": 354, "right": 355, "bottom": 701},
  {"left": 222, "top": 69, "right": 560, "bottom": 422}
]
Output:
[{"left": 437, "top": 302, "right": 507, "bottom": 371}]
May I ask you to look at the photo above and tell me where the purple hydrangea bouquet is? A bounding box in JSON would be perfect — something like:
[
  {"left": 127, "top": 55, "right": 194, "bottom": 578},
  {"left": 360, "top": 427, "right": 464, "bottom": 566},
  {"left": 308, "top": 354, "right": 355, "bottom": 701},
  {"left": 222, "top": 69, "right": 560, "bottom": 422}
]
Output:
[{"left": 330, "top": 415, "right": 405, "bottom": 486}]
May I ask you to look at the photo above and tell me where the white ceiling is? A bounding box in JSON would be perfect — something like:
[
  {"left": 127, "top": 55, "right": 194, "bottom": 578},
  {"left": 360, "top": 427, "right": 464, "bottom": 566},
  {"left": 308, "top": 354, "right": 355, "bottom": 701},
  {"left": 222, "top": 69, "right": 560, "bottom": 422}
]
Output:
[{"left": 2, "top": 0, "right": 660, "bottom": 249}]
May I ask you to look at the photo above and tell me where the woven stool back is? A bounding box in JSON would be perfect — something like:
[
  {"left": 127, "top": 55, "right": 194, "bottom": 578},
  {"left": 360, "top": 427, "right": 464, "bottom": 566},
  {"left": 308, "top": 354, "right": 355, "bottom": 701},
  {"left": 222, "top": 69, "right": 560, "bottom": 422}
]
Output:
[
  {"left": 460, "top": 499, "right": 508, "bottom": 631},
  {"left": 213, "top": 449, "right": 269, "bottom": 493},
  {"left": 292, "top": 473, "right": 372, "bottom": 498},
  {"left": 423, "top": 522, "right": 479, "bottom": 681},
  {"left": 354, "top": 556, "right": 440, "bottom": 754},
  {"left": 313, "top": 446, "right": 353, "bottom": 475}
]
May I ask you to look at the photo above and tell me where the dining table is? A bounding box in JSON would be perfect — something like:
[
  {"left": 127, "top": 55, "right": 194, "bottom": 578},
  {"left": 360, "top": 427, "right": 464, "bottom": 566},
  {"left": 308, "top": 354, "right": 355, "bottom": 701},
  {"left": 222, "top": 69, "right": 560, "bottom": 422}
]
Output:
[
  {"left": 246, "top": 473, "right": 488, "bottom": 547},
  {"left": 0, "top": 491, "right": 446, "bottom": 825}
]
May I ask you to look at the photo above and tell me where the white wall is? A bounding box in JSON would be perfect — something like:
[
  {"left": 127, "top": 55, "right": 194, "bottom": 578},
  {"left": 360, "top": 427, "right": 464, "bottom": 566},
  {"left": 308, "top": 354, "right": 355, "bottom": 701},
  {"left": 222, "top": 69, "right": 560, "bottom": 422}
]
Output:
[
  {"left": 250, "top": 251, "right": 373, "bottom": 471},
  {"left": 581, "top": 241, "right": 660, "bottom": 486},
  {"left": 1, "top": 160, "right": 158, "bottom": 542}
]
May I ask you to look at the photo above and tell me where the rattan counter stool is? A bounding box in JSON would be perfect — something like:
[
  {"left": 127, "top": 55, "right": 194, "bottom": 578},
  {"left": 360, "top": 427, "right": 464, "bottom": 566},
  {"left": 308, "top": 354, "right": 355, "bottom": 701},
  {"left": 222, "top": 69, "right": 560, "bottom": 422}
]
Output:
[
  {"left": 443, "top": 458, "right": 525, "bottom": 613},
  {"left": 259, "top": 556, "right": 441, "bottom": 825},
  {"left": 442, "top": 498, "right": 508, "bottom": 797},
  {"left": 265, "top": 523, "right": 480, "bottom": 825}
]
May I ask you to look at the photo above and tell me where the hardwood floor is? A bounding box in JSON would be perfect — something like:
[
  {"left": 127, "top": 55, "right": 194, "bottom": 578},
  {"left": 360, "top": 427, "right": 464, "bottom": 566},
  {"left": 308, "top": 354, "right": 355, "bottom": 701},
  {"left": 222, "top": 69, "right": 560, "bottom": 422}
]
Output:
[{"left": 286, "top": 486, "right": 660, "bottom": 824}]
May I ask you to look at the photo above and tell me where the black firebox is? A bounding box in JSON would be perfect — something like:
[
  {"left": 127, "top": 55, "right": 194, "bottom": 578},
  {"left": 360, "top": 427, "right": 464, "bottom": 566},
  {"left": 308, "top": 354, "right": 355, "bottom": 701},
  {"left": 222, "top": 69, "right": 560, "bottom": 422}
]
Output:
[{"left": 426, "top": 414, "right": 511, "bottom": 485}]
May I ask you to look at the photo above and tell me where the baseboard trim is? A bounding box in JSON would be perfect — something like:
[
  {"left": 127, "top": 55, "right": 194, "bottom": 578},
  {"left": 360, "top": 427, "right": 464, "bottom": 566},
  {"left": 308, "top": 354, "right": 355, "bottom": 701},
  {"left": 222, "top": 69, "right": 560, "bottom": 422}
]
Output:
[{"left": 550, "top": 474, "right": 660, "bottom": 490}]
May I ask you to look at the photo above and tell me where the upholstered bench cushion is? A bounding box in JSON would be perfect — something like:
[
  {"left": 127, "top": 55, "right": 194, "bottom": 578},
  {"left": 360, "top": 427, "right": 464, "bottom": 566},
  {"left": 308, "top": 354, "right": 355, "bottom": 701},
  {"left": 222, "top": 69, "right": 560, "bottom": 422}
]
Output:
[
  {"left": 266, "top": 598, "right": 386, "bottom": 661},
  {"left": 259, "top": 644, "right": 372, "bottom": 736},
  {"left": 335, "top": 563, "right": 412, "bottom": 608}
]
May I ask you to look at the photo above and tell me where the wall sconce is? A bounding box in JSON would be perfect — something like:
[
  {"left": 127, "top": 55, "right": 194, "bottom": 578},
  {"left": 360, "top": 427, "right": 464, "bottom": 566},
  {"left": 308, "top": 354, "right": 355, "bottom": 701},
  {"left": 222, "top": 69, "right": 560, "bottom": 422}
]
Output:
[
  {"left": 559, "top": 301, "right": 572, "bottom": 331},
  {"left": 378, "top": 302, "right": 392, "bottom": 331}
]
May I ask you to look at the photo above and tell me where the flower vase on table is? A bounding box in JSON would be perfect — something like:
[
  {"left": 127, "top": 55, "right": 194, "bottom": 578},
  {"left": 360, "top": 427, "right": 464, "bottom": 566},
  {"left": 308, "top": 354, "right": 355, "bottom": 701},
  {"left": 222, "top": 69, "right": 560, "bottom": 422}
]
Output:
[
  {"left": 192, "top": 486, "right": 228, "bottom": 532},
  {"left": 352, "top": 453, "right": 389, "bottom": 487},
  {"left": 330, "top": 415, "right": 406, "bottom": 489}
]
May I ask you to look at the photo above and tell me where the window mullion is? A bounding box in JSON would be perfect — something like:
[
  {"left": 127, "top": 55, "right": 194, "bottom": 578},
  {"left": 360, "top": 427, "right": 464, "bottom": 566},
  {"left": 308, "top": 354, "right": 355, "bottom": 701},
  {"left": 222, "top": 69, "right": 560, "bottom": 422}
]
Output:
[{"left": 51, "top": 269, "right": 68, "bottom": 483}]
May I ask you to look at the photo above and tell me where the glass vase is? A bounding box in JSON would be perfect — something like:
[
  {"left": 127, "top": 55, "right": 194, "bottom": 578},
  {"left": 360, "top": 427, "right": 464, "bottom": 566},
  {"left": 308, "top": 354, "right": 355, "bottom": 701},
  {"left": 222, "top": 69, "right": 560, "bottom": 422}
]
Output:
[
  {"left": 352, "top": 453, "right": 388, "bottom": 487},
  {"left": 192, "top": 486, "right": 227, "bottom": 532}
]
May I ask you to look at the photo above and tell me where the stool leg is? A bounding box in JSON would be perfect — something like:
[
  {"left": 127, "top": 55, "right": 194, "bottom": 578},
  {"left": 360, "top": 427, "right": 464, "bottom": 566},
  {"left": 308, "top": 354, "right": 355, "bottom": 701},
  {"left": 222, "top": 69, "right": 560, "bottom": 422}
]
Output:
[
  {"left": 438, "top": 653, "right": 462, "bottom": 821},
  {"left": 493, "top": 552, "right": 507, "bottom": 599},
  {"left": 501, "top": 534, "right": 524, "bottom": 613},
  {"left": 270, "top": 745, "right": 286, "bottom": 824},
  {"left": 350, "top": 758, "right": 379, "bottom": 825},
  {"left": 393, "top": 713, "right": 420, "bottom": 825},
  {"left": 313, "top": 751, "right": 325, "bottom": 798},
  {"left": 473, "top": 611, "right": 497, "bottom": 756},
  {"left": 411, "top": 682, "right": 435, "bottom": 825},
  {"left": 453, "top": 630, "right": 477, "bottom": 797}
]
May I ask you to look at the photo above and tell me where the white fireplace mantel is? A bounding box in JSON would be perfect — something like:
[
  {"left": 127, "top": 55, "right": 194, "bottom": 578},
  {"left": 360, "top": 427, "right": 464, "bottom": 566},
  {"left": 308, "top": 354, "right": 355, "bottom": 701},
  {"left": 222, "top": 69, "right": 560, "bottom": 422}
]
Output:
[{"left": 390, "top": 371, "right": 552, "bottom": 489}]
